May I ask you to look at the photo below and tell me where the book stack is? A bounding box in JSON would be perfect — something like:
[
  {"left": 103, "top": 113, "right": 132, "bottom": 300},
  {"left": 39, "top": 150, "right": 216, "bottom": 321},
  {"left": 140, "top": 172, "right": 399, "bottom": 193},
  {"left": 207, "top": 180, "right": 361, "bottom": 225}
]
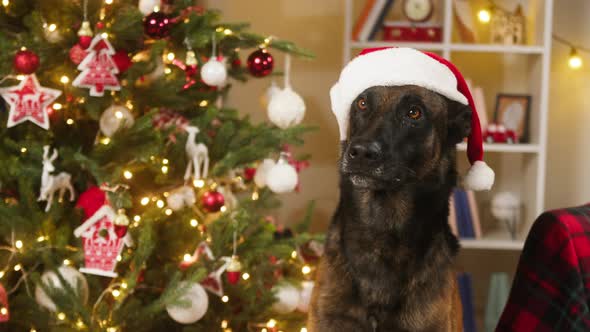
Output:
[
  {"left": 448, "top": 189, "right": 482, "bottom": 239},
  {"left": 352, "top": 0, "right": 396, "bottom": 41},
  {"left": 457, "top": 272, "right": 478, "bottom": 332}
]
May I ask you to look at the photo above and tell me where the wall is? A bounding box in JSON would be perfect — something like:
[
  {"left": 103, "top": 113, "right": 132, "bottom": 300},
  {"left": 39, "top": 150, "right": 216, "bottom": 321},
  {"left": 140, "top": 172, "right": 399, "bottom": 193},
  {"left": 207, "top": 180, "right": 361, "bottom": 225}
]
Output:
[{"left": 203, "top": 0, "right": 590, "bottom": 229}]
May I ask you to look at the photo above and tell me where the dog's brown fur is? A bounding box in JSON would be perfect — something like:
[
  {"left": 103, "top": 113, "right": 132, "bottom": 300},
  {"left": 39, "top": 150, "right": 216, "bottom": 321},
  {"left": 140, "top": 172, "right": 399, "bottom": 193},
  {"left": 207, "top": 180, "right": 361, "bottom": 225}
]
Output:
[{"left": 309, "top": 86, "right": 471, "bottom": 332}]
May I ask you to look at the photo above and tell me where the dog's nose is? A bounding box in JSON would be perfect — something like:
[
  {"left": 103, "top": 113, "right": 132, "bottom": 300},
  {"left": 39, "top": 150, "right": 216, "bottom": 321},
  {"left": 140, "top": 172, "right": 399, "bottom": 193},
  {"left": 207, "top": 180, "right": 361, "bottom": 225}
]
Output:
[{"left": 348, "top": 142, "right": 382, "bottom": 162}]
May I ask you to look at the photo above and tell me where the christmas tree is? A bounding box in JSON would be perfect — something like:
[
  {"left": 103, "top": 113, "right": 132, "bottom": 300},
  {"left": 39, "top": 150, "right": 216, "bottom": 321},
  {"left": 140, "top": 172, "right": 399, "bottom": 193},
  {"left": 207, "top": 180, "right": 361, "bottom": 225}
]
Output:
[{"left": 0, "top": 0, "right": 320, "bottom": 331}]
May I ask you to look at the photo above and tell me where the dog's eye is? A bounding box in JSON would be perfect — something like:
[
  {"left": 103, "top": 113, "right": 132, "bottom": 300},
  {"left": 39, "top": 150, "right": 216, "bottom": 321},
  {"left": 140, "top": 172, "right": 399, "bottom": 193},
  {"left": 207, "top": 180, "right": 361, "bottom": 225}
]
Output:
[
  {"left": 407, "top": 106, "right": 423, "bottom": 120},
  {"left": 356, "top": 98, "right": 367, "bottom": 110}
]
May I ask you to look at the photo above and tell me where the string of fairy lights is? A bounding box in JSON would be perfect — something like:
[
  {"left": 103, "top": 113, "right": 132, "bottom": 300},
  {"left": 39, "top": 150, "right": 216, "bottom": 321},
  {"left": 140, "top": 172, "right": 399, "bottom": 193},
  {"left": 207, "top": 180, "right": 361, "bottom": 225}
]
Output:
[{"left": 476, "top": 2, "right": 587, "bottom": 69}]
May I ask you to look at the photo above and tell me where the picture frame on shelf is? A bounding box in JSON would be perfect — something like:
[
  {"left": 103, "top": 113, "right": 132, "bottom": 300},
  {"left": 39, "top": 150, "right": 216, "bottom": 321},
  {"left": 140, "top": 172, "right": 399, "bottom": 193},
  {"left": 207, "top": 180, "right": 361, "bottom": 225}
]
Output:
[{"left": 494, "top": 94, "right": 531, "bottom": 143}]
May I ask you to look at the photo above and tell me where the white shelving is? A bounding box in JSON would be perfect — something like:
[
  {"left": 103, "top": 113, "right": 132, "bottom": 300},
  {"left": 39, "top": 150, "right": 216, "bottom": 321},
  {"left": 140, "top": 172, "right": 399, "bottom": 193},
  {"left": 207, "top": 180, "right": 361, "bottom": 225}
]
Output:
[{"left": 343, "top": 0, "right": 553, "bottom": 248}]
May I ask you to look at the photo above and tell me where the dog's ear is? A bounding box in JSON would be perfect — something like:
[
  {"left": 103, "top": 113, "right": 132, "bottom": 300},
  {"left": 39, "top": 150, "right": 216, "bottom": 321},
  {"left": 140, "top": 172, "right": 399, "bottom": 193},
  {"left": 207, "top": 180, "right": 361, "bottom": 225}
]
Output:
[{"left": 447, "top": 100, "right": 472, "bottom": 145}]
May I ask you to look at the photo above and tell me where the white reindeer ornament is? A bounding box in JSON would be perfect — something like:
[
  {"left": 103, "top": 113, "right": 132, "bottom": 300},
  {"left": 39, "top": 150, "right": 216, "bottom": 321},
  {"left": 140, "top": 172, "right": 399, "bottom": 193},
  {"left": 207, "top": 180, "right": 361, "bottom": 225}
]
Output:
[
  {"left": 184, "top": 126, "right": 209, "bottom": 181},
  {"left": 38, "top": 146, "right": 75, "bottom": 212}
]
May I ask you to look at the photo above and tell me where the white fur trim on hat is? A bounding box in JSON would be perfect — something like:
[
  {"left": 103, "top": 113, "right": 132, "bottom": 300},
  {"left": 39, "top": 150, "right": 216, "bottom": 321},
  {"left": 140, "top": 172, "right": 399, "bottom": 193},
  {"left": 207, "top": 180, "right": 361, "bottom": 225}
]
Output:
[
  {"left": 330, "top": 48, "right": 468, "bottom": 140},
  {"left": 463, "top": 160, "right": 495, "bottom": 191}
]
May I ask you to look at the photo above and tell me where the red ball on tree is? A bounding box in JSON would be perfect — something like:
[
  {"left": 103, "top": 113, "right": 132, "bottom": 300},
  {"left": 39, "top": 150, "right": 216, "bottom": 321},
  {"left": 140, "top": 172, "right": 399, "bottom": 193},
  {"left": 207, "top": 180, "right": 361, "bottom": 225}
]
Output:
[
  {"left": 144, "top": 12, "right": 172, "bottom": 39},
  {"left": 13, "top": 50, "right": 40, "bottom": 74},
  {"left": 201, "top": 190, "right": 225, "bottom": 212},
  {"left": 112, "top": 50, "right": 133, "bottom": 73},
  {"left": 247, "top": 48, "right": 274, "bottom": 77},
  {"left": 69, "top": 44, "right": 89, "bottom": 65},
  {"left": 243, "top": 167, "right": 256, "bottom": 181},
  {"left": 95, "top": 21, "right": 105, "bottom": 30}
]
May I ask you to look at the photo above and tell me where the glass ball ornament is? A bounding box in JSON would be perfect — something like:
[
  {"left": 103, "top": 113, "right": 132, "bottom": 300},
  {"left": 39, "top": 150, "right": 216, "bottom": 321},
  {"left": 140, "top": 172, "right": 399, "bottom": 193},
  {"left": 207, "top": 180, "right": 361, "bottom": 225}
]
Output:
[
  {"left": 247, "top": 48, "right": 274, "bottom": 77},
  {"left": 143, "top": 11, "right": 171, "bottom": 39},
  {"left": 200, "top": 58, "right": 227, "bottom": 86},
  {"left": 13, "top": 50, "right": 40, "bottom": 74},
  {"left": 200, "top": 190, "right": 225, "bottom": 213}
]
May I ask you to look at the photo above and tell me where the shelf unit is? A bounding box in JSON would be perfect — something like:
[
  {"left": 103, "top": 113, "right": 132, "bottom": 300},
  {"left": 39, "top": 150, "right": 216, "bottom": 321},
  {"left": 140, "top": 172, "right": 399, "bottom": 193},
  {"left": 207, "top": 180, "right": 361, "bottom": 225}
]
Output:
[{"left": 343, "top": 0, "right": 553, "bottom": 251}]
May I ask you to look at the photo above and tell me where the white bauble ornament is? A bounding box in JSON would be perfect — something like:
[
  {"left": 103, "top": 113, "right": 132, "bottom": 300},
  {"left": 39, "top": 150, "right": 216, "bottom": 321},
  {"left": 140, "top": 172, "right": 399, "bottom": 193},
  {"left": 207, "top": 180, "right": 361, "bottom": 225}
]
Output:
[
  {"left": 266, "top": 160, "right": 298, "bottom": 193},
  {"left": 272, "top": 284, "right": 300, "bottom": 314},
  {"left": 35, "top": 266, "right": 88, "bottom": 312},
  {"left": 200, "top": 59, "right": 227, "bottom": 87},
  {"left": 267, "top": 87, "right": 306, "bottom": 129},
  {"left": 297, "top": 281, "right": 314, "bottom": 313},
  {"left": 166, "top": 282, "right": 209, "bottom": 324},
  {"left": 44, "top": 27, "right": 62, "bottom": 43},
  {"left": 491, "top": 192, "right": 521, "bottom": 221},
  {"left": 139, "top": 0, "right": 160, "bottom": 15},
  {"left": 99, "top": 105, "right": 134, "bottom": 137},
  {"left": 254, "top": 159, "right": 276, "bottom": 188}
]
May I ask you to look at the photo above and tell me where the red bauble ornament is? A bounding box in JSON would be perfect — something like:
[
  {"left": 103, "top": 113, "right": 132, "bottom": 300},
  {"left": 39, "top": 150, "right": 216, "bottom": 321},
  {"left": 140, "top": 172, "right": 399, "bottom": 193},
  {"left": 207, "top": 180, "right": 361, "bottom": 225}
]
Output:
[
  {"left": 226, "top": 256, "right": 242, "bottom": 285},
  {"left": 200, "top": 190, "right": 225, "bottom": 212},
  {"left": 144, "top": 12, "right": 171, "bottom": 39},
  {"left": 112, "top": 50, "right": 132, "bottom": 73},
  {"left": 95, "top": 21, "right": 105, "bottom": 30},
  {"left": 114, "top": 225, "right": 128, "bottom": 238},
  {"left": 243, "top": 167, "right": 256, "bottom": 181},
  {"left": 70, "top": 44, "right": 89, "bottom": 65},
  {"left": 78, "top": 36, "right": 93, "bottom": 49},
  {"left": 247, "top": 49, "right": 274, "bottom": 77},
  {"left": 13, "top": 50, "right": 40, "bottom": 74}
]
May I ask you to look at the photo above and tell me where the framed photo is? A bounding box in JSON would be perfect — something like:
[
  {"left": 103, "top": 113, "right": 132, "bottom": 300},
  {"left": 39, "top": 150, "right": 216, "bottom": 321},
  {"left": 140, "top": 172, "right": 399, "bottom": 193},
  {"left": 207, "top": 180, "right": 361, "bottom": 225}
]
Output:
[{"left": 494, "top": 94, "right": 531, "bottom": 143}]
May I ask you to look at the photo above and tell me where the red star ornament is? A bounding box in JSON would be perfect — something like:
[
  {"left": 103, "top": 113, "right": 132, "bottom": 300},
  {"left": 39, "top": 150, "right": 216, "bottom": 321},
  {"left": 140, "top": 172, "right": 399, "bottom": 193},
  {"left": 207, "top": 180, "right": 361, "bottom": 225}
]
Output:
[
  {"left": 0, "top": 74, "right": 61, "bottom": 130},
  {"left": 73, "top": 35, "right": 121, "bottom": 97}
]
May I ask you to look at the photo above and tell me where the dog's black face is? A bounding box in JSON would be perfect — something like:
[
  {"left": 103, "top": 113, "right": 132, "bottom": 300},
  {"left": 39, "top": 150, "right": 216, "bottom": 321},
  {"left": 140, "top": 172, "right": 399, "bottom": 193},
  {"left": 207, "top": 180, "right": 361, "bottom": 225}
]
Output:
[{"left": 341, "top": 85, "right": 472, "bottom": 190}]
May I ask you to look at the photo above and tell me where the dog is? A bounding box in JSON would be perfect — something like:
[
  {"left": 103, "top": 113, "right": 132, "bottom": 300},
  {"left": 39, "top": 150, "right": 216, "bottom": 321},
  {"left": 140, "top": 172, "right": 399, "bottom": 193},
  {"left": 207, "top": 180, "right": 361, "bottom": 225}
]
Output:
[{"left": 308, "top": 84, "right": 472, "bottom": 332}]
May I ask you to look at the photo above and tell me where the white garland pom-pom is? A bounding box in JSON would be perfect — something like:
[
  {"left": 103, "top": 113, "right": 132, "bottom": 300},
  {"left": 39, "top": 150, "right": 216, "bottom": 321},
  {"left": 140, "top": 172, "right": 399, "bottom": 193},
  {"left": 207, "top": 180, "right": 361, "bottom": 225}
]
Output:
[
  {"left": 463, "top": 160, "right": 495, "bottom": 191},
  {"left": 138, "top": 0, "right": 161, "bottom": 15},
  {"left": 267, "top": 87, "right": 306, "bottom": 129},
  {"left": 296, "top": 280, "right": 314, "bottom": 313},
  {"left": 99, "top": 105, "right": 134, "bottom": 137},
  {"left": 166, "top": 186, "right": 196, "bottom": 211},
  {"left": 271, "top": 284, "right": 300, "bottom": 314},
  {"left": 35, "top": 266, "right": 89, "bottom": 312},
  {"left": 266, "top": 161, "right": 298, "bottom": 193},
  {"left": 166, "top": 282, "right": 209, "bottom": 324},
  {"left": 254, "top": 159, "right": 276, "bottom": 188},
  {"left": 200, "top": 59, "right": 227, "bottom": 87}
]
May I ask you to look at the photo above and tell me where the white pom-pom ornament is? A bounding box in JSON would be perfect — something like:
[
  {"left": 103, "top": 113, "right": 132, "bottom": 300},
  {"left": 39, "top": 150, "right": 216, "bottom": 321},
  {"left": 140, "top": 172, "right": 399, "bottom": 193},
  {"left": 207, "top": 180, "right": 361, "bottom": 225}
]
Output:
[
  {"left": 266, "top": 153, "right": 298, "bottom": 193},
  {"left": 201, "top": 59, "right": 227, "bottom": 87},
  {"left": 297, "top": 280, "right": 314, "bottom": 313},
  {"left": 271, "top": 284, "right": 300, "bottom": 314},
  {"left": 35, "top": 266, "right": 89, "bottom": 312},
  {"left": 166, "top": 282, "right": 209, "bottom": 324},
  {"left": 267, "top": 54, "right": 305, "bottom": 129},
  {"left": 166, "top": 186, "right": 196, "bottom": 211},
  {"left": 254, "top": 159, "right": 276, "bottom": 188},
  {"left": 99, "top": 105, "right": 134, "bottom": 137},
  {"left": 139, "top": 0, "right": 160, "bottom": 15}
]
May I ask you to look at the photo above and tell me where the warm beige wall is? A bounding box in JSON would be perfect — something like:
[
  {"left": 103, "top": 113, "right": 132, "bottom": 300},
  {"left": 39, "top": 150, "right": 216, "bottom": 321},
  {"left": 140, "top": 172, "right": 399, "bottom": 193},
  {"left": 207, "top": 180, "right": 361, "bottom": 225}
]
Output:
[{"left": 203, "top": 0, "right": 590, "bottom": 229}]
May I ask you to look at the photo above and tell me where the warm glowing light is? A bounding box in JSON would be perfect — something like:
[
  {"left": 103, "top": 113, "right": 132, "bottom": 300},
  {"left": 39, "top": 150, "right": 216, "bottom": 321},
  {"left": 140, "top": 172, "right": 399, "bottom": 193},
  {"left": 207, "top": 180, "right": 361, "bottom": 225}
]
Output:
[
  {"left": 60, "top": 76, "right": 69, "bottom": 84},
  {"left": 291, "top": 251, "right": 297, "bottom": 259},
  {"left": 0, "top": 307, "right": 7, "bottom": 315},
  {"left": 13, "top": 264, "right": 21, "bottom": 271},
  {"left": 116, "top": 255, "right": 122, "bottom": 262},
  {"left": 251, "top": 191, "right": 259, "bottom": 200},
  {"left": 242, "top": 272, "right": 250, "bottom": 280},
  {"left": 101, "top": 32, "right": 108, "bottom": 39},
  {"left": 15, "top": 240, "right": 23, "bottom": 249},
  {"left": 569, "top": 48, "right": 583, "bottom": 69},
  {"left": 2, "top": 0, "right": 9, "bottom": 7},
  {"left": 221, "top": 295, "right": 229, "bottom": 303},
  {"left": 193, "top": 179, "right": 205, "bottom": 188},
  {"left": 57, "top": 312, "right": 66, "bottom": 320},
  {"left": 105, "top": 0, "right": 113, "bottom": 4},
  {"left": 165, "top": 208, "right": 173, "bottom": 216},
  {"left": 220, "top": 205, "right": 227, "bottom": 213},
  {"left": 36, "top": 236, "right": 46, "bottom": 242},
  {"left": 141, "top": 197, "right": 150, "bottom": 205},
  {"left": 66, "top": 118, "right": 74, "bottom": 125},
  {"left": 267, "top": 319, "right": 277, "bottom": 328},
  {"left": 63, "top": 259, "right": 71, "bottom": 266},
  {"left": 162, "top": 158, "right": 169, "bottom": 165},
  {"left": 123, "top": 170, "right": 133, "bottom": 179},
  {"left": 477, "top": 8, "right": 491, "bottom": 23},
  {"left": 16, "top": 75, "right": 25, "bottom": 81},
  {"left": 134, "top": 215, "right": 141, "bottom": 222},
  {"left": 48, "top": 24, "right": 57, "bottom": 32},
  {"left": 156, "top": 200, "right": 165, "bottom": 208},
  {"left": 223, "top": 28, "right": 232, "bottom": 35},
  {"left": 164, "top": 67, "right": 172, "bottom": 74},
  {"left": 163, "top": 192, "right": 170, "bottom": 197},
  {"left": 161, "top": 165, "right": 169, "bottom": 174},
  {"left": 190, "top": 219, "right": 199, "bottom": 227},
  {"left": 0, "top": 271, "right": 4, "bottom": 279},
  {"left": 301, "top": 328, "right": 308, "bottom": 332},
  {"left": 199, "top": 100, "right": 208, "bottom": 107},
  {"left": 153, "top": 5, "right": 160, "bottom": 12},
  {"left": 216, "top": 27, "right": 224, "bottom": 32},
  {"left": 111, "top": 289, "right": 121, "bottom": 298},
  {"left": 21, "top": 147, "right": 27, "bottom": 153},
  {"left": 121, "top": 282, "right": 128, "bottom": 289},
  {"left": 100, "top": 137, "right": 111, "bottom": 145},
  {"left": 183, "top": 253, "right": 192, "bottom": 262},
  {"left": 52, "top": 103, "right": 63, "bottom": 110},
  {"left": 115, "top": 110, "right": 123, "bottom": 119},
  {"left": 302, "top": 265, "right": 311, "bottom": 275},
  {"left": 75, "top": 319, "right": 85, "bottom": 328},
  {"left": 221, "top": 320, "right": 229, "bottom": 328},
  {"left": 30, "top": 329, "right": 37, "bottom": 332},
  {"left": 264, "top": 37, "right": 271, "bottom": 44},
  {"left": 166, "top": 52, "right": 175, "bottom": 61}
]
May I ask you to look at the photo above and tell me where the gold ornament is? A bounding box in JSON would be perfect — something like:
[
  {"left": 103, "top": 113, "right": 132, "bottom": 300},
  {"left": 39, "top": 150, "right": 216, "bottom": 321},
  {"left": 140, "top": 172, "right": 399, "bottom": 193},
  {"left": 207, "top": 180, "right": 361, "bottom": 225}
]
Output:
[
  {"left": 77, "top": 21, "right": 93, "bottom": 37},
  {"left": 186, "top": 50, "right": 197, "bottom": 66}
]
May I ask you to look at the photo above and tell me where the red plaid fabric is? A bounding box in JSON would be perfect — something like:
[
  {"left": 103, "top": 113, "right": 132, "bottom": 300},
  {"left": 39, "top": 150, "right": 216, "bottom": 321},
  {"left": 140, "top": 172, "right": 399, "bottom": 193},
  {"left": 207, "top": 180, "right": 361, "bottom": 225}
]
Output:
[{"left": 497, "top": 203, "right": 590, "bottom": 331}]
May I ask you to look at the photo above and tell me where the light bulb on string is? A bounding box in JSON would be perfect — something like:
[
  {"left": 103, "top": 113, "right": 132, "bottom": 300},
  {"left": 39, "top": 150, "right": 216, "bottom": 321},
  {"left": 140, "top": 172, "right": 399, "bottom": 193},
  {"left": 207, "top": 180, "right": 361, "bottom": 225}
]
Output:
[
  {"left": 569, "top": 47, "right": 583, "bottom": 69},
  {"left": 2, "top": 0, "right": 9, "bottom": 7},
  {"left": 477, "top": 7, "right": 492, "bottom": 23}
]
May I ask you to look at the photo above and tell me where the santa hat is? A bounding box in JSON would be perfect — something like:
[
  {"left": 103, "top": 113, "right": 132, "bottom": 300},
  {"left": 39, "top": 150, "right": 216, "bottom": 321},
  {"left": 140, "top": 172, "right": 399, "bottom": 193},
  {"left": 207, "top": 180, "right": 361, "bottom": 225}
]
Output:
[{"left": 330, "top": 47, "right": 494, "bottom": 191}]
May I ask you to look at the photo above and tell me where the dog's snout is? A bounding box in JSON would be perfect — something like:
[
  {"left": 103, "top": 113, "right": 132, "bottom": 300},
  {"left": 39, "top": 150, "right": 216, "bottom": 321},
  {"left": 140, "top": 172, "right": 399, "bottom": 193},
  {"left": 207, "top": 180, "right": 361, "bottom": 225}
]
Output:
[{"left": 348, "top": 141, "right": 382, "bottom": 162}]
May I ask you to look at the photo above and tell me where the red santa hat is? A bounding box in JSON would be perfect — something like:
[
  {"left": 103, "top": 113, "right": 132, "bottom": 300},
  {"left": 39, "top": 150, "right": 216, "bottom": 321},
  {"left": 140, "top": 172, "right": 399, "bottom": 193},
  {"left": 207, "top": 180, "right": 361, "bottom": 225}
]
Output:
[{"left": 330, "top": 47, "right": 494, "bottom": 191}]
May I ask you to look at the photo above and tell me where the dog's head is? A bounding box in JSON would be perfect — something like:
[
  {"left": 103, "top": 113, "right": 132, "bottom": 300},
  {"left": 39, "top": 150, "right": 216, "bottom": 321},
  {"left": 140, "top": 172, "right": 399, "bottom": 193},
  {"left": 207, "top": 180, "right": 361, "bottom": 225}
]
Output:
[{"left": 340, "top": 85, "right": 471, "bottom": 190}]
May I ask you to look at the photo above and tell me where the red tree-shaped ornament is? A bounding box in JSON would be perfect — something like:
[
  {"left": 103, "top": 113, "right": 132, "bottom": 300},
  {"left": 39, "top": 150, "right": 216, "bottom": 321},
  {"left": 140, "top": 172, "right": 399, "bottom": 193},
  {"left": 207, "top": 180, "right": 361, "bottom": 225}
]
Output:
[{"left": 73, "top": 35, "right": 121, "bottom": 97}]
